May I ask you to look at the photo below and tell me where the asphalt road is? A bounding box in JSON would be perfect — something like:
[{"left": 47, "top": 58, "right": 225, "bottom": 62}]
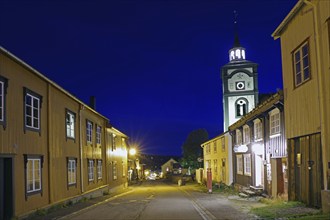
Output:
[{"left": 61, "top": 180, "right": 260, "bottom": 220}]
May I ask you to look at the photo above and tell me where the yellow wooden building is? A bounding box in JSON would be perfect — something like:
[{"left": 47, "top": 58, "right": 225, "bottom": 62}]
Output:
[
  {"left": 272, "top": 0, "right": 329, "bottom": 211},
  {"left": 201, "top": 132, "right": 233, "bottom": 186},
  {"left": 0, "top": 46, "right": 128, "bottom": 219}
]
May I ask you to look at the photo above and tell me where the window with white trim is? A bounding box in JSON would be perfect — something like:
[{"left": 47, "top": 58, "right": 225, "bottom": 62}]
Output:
[
  {"left": 0, "top": 79, "right": 4, "bottom": 123},
  {"left": 97, "top": 160, "right": 102, "bottom": 179},
  {"left": 96, "top": 125, "right": 101, "bottom": 145},
  {"left": 205, "top": 143, "right": 211, "bottom": 154},
  {"left": 236, "top": 129, "right": 242, "bottom": 145},
  {"left": 88, "top": 159, "right": 94, "bottom": 181},
  {"left": 236, "top": 99, "right": 248, "bottom": 117},
  {"left": 68, "top": 159, "right": 76, "bottom": 185},
  {"left": 86, "top": 120, "right": 93, "bottom": 144},
  {"left": 66, "top": 110, "right": 75, "bottom": 139},
  {"left": 236, "top": 155, "right": 243, "bottom": 175},
  {"left": 24, "top": 89, "right": 42, "bottom": 131},
  {"left": 27, "top": 158, "right": 41, "bottom": 193},
  {"left": 213, "top": 141, "right": 217, "bottom": 153},
  {"left": 113, "top": 161, "right": 117, "bottom": 180},
  {"left": 243, "top": 125, "right": 250, "bottom": 144},
  {"left": 293, "top": 41, "right": 310, "bottom": 87},
  {"left": 244, "top": 154, "right": 251, "bottom": 176},
  {"left": 254, "top": 119, "right": 263, "bottom": 141},
  {"left": 270, "top": 109, "right": 280, "bottom": 137}
]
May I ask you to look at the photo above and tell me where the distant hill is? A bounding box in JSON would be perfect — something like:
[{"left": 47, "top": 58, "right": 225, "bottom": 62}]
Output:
[{"left": 139, "top": 154, "right": 181, "bottom": 171}]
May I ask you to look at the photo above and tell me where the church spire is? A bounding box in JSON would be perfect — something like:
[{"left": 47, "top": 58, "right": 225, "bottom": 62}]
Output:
[{"left": 229, "top": 10, "right": 246, "bottom": 62}]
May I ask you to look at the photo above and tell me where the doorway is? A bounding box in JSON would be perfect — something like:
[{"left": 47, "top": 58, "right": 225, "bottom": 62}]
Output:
[
  {"left": 0, "top": 157, "right": 13, "bottom": 220},
  {"left": 255, "top": 155, "right": 264, "bottom": 187}
]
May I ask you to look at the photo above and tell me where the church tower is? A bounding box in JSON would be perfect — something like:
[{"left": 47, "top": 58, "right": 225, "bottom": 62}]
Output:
[{"left": 221, "top": 18, "right": 259, "bottom": 131}]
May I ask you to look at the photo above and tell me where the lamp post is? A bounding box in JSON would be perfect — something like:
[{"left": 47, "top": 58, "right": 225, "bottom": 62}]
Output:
[{"left": 129, "top": 148, "right": 138, "bottom": 182}]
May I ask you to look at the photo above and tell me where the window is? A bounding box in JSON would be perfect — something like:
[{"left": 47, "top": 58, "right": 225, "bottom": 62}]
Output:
[
  {"left": 243, "top": 125, "right": 250, "bottom": 144},
  {"left": 111, "top": 134, "right": 116, "bottom": 151},
  {"left": 88, "top": 159, "right": 94, "bottom": 181},
  {"left": 236, "top": 155, "right": 243, "bottom": 175},
  {"left": 221, "top": 137, "right": 225, "bottom": 152},
  {"left": 68, "top": 158, "right": 76, "bottom": 185},
  {"left": 122, "top": 161, "right": 126, "bottom": 177},
  {"left": 97, "top": 160, "right": 102, "bottom": 179},
  {"left": 236, "top": 129, "right": 242, "bottom": 145},
  {"left": 214, "top": 159, "right": 218, "bottom": 174},
  {"left": 112, "top": 161, "right": 117, "bottom": 180},
  {"left": 293, "top": 41, "right": 310, "bottom": 87},
  {"left": 244, "top": 154, "right": 251, "bottom": 176},
  {"left": 86, "top": 120, "right": 93, "bottom": 144},
  {"left": 96, "top": 125, "right": 101, "bottom": 145},
  {"left": 205, "top": 143, "right": 210, "bottom": 154},
  {"left": 66, "top": 110, "right": 75, "bottom": 139},
  {"left": 236, "top": 98, "right": 248, "bottom": 117},
  {"left": 24, "top": 88, "right": 42, "bottom": 131},
  {"left": 0, "top": 76, "right": 7, "bottom": 125},
  {"left": 25, "top": 156, "right": 42, "bottom": 194},
  {"left": 213, "top": 141, "right": 217, "bottom": 153},
  {"left": 254, "top": 119, "right": 263, "bottom": 141},
  {"left": 270, "top": 109, "right": 280, "bottom": 137}
]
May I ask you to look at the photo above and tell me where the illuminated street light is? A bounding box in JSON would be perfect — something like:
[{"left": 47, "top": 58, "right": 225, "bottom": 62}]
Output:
[{"left": 129, "top": 148, "right": 136, "bottom": 156}]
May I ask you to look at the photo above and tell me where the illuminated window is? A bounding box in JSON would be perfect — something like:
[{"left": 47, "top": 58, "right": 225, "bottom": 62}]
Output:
[
  {"left": 66, "top": 110, "right": 75, "bottom": 139},
  {"left": 270, "top": 109, "right": 280, "bottom": 137},
  {"left": 96, "top": 125, "right": 101, "bottom": 145},
  {"left": 236, "top": 155, "right": 243, "bottom": 175},
  {"left": 112, "top": 134, "right": 116, "bottom": 151},
  {"left": 254, "top": 119, "right": 263, "bottom": 141},
  {"left": 113, "top": 161, "right": 117, "bottom": 180},
  {"left": 236, "top": 129, "right": 242, "bottom": 145},
  {"left": 68, "top": 158, "right": 76, "bottom": 185},
  {"left": 243, "top": 125, "right": 250, "bottom": 144},
  {"left": 122, "top": 161, "right": 126, "bottom": 177},
  {"left": 26, "top": 157, "right": 42, "bottom": 193},
  {"left": 293, "top": 41, "right": 310, "bottom": 87},
  {"left": 244, "top": 154, "right": 251, "bottom": 176},
  {"left": 88, "top": 159, "right": 94, "bottom": 181},
  {"left": 97, "top": 160, "right": 102, "bottom": 179},
  {"left": 86, "top": 120, "right": 93, "bottom": 144},
  {"left": 24, "top": 88, "right": 42, "bottom": 131}
]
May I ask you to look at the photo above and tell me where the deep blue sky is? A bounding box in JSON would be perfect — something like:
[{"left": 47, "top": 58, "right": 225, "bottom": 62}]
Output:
[{"left": 0, "top": 0, "right": 297, "bottom": 156}]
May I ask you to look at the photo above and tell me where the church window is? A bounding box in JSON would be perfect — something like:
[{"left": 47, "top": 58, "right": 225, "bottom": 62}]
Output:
[
  {"left": 235, "top": 99, "right": 248, "bottom": 117},
  {"left": 293, "top": 41, "right": 310, "bottom": 87}
]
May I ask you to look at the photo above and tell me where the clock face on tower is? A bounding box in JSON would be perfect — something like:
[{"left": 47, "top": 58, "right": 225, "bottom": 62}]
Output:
[{"left": 235, "top": 81, "right": 245, "bottom": 90}]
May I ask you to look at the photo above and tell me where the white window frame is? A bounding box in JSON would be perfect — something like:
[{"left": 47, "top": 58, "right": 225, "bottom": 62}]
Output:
[
  {"left": 86, "top": 120, "right": 93, "bottom": 144},
  {"left": 293, "top": 41, "right": 310, "bottom": 87},
  {"left": 243, "top": 125, "right": 250, "bottom": 144},
  {"left": 236, "top": 155, "right": 243, "bottom": 175},
  {"left": 113, "top": 161, "right": 117, "bottom": 180},
  {"left": 66, "top": 110, "right": 75, "bottom": 139},
  {"left": 96, "top": 125, "right": 101, "bottom": 145},
  {"left": 0, "top": 80, "right": 4, "bottom": 122},
  {"left": 254, "top": 119, "right": 263, "bottom": 141},
  {"left": 25, "top": 93, "right": 40, "bottom": 130},
  {"left": 88, "top": 159, "right": 94, "bottom": 181},
  {"left": 270, "top": 109, "right": 281, "bottom": 137},
  {"left": 97, "top": 160, "right": 102, "bottom": 179},
  {"left": 68, "top": 159, "right": 76, "bottom": 185},
  {"left": 236, "top": 129, "right": 242, "bottom": 145},
  {"left": 27, "top": 158, "right": 41, "bottom": 193},
  {"left": 244, "top": 154, "right": 251, "bottom": 176}
]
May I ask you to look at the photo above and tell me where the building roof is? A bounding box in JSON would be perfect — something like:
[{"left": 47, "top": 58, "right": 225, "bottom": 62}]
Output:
[
  {"left": 228, "top": 90, "right": 284, "bottom": 131},
  {"left": 272, "top": 0, "right": 305, "bottom": 39}
]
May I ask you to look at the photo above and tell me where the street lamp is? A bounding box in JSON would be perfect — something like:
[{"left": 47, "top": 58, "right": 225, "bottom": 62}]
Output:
[{"left": 129, "top": 147, "right": 139, "bottom": 182}]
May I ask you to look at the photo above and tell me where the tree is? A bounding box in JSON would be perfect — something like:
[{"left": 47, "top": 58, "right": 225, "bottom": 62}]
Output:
[{"left": 181, "top": 129, "right": 208, "bottom": 169}]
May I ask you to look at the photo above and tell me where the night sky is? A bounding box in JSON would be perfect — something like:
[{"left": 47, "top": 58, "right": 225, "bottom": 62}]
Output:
[{"left": 0, "top": 0, "right": 297, "bottom": 156}]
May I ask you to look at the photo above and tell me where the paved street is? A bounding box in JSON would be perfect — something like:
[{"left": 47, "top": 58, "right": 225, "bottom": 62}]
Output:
[{"left": 60, "top": 180, "right": 261, "bottom": 220}]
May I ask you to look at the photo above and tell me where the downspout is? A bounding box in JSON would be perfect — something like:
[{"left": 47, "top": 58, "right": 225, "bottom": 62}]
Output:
[
  {"left": 304, "top": 0, "right": 328, "bottom": 191},
  {"left": 79, "top": 105, "right": 84, "bottom": 193}
]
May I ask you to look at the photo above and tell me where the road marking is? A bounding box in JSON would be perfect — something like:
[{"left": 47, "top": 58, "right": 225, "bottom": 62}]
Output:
[{"left": 179, "top": 188, "right": 217, "bottom": 220}]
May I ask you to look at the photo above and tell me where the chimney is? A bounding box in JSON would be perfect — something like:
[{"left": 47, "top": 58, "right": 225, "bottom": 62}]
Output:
[{"left": 89, "top": 96, "right": 96, "bottom": 110}]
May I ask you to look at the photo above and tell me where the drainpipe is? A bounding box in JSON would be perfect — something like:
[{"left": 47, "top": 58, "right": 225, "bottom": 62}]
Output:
[
  {"left": 47, "top": 84, "right": 53, "bottom": 204},
  {"left": 79, "top": 105, "right": 84, "bottom": 193},
  {"left": 303, "top": 0, "right": 328, "bottom": 191}
]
